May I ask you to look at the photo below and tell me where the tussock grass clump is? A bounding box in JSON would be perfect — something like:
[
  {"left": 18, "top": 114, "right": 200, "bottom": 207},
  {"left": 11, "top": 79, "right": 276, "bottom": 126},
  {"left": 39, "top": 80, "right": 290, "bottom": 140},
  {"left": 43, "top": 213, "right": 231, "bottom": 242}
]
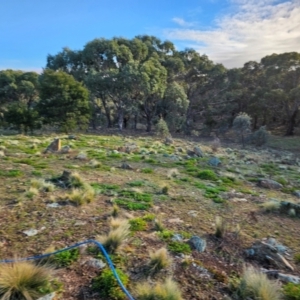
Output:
[
  {"left": 67, "top": 186, "right": 95, "bottom": 206},
  {"left": 88, "top": 159, "right": 101, "bottom": 168},
  {"left": 149, "top": 248, "right": 172, "bottom": 273},
  {"left": 111, "top": 204, "right": 120, "bottom": 217},
  {"left": 69, "top": 172, "right": 85, "bottom": 188},
  {"left": 135, "top": 277, "right": 182, "bottom": 300},
  {"left": 154, "top": 217, "right": 165, "bottom": 232},
  {"left": 30, "top": 179, "right": 55, "bottom": 192},
  {"left": 215, "top": 216, "right": 227, "bottom": 238},
  {"left": 261, "top": 201, "right": 280, "bottom": 212},
  {"left": 167, "top": 168, "right": 180, "bottom": 179},
  {"left": 97, "top": 219, "right": 130, "bottom": 254},
  {"left": 237, "top": 266, "right": 281, "bottom": 300},
  {"left": 0, "top": 261, "right": 53, "bottom": 300},
  {"left": 25, "top": 187, "right": 39, "bottom": 199}
]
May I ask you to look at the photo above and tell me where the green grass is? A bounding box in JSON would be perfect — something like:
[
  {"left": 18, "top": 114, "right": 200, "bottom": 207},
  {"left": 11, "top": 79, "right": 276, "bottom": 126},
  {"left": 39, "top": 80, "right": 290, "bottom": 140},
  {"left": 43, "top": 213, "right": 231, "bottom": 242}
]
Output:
[
  {"left": 141, "top": 168, "right": 153, "bottom": 174},
  {"left": 127, "top": 180, "right": 145, "bottom": 187},
  {"left": 168, "top": 241, "right": 191, "bottom": 254},
  {"left": 53, "top": 248, "right": 79, "bottom": 267},
  {"left": 129, "top": 218, "right": 147, "bottom": 231},
  {"left": 0, "top": 169, "right": 23, "bottom": 177},
  {"left": 197, "top": 169, "right": 218, "bottom": 181},
  {"left": 114, "top": 199, "right": 151, "bottom": 210}
]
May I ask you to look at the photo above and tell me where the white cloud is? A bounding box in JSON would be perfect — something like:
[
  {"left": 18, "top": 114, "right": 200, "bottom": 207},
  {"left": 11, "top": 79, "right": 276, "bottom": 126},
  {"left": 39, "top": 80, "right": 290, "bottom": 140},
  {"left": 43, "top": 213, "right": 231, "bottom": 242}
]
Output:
[
  {"left": 172, "top": 17, "right": 195, "bottom": 27},
  {"left": 166, "top": 0, "right": 300, "bottom": 68}
]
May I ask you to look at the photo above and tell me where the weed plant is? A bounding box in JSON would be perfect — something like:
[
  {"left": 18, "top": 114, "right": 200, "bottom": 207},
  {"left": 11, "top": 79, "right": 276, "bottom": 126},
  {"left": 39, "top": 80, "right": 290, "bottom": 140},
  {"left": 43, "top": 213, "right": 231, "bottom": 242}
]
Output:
[
  {"left": 53, "top": 248, "right": 79, "bottom": 267},
  {"left": 168, "top": 241, "right": 191, "bottom": 254},
  {"left": 283, "top": 282, "right": 300, "bottom": 299},
  {"left": 149, "top": 248, "right": 172, "bottom": 273}
]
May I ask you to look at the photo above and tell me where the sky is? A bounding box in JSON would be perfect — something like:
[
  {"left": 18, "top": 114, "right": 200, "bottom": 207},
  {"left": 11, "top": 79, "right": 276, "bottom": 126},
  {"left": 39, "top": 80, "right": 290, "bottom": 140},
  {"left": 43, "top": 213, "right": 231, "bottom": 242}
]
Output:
[{"left": 0, "top": 0, "right": 299, "bottom": 72}]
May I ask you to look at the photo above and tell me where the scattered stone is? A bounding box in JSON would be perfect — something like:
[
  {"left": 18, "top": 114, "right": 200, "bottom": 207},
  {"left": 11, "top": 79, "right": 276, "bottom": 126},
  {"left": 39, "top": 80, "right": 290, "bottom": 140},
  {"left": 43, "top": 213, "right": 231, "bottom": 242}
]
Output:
[
  {"left": 85, "top": 258, "right": 106, "bottom": 269},
  {"left": 280, "top": 201, "right": 300, "bottom": 216},
  {"left": 164, "top": 137, "right": 174, "bottom": 145},
  {"left": 76, "top": 152, "right": 87, "bottom": 160},
  {"left": 23, "top": 229, "right": 39, "bottom": 236},
  {"left": 68, "top": 135, "right": 77, "bottom": 140},
  {"left": 37, "top": 292, "right": 56, "bottom": 300},
  {"left": 168, "top": 218, "right": 184, "bottom": 224},
  {"left": 188, "top": 236, "right": 206, "bottom": 252},
  {"left": 121, "top": 163, "right": 134, "bottom": 170},
  {"left": 278, "top": 273, "right": 300, "bottom": 284},
  {"left": 293, "top": 190, "right": 300, "bottom": 198},
  {"left": 187, "top": 210, "right": 198, "bottom": 217},
  {"left": 74, "top": 221, "right": 87, "bottom": 226},
  {"left": 231, "top": 198, "right": 248, "bottom": 202},
  {"left": 208, "top": 157, "right": 221, "bottom": 167},
  {"left": 44, "top": 138, "right": 61, "bottom": 153},
  {"left": 187, "top": 150, "right": 196, "bottom": 157},
  {"left": 46, "top": 203, "right": 61, "bottom": 208},
  {"left": 60, "top": 145, "right": 71, "bottom": 154},
  {"left": 193, "top": 146, "right": 203, "bottom": 157},
  {"left": 258, "top": 179, "right": 283, "bottom": 190},
  {"left": 172, "top": 234, "right": 183, "bottom": 242}
]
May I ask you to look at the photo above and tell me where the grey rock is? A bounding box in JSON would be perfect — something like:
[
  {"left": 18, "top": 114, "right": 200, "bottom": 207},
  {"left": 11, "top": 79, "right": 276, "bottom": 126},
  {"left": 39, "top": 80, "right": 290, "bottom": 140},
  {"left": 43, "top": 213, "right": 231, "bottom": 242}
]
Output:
[
  {"left": 86, "top": 258, "right": 106, "bottom": 269},
  {"left": 37, "top": 292, "right": 56, "bottom": 300},
  {"left": 60, "top": 145, "right": 71, "bottom": 154},
  {"left": 293, "top": 190, "right": 300, "bottom": 198},
  {"left": 208, "top": 157, "right": 221, "bottom": 167},
  {"left": 266, "top": 238, "right": 287, "bottom": 253},
  {"left": 280, "top": 201, "right": 300, "bottom": 216},
  {"left": 187, "top": 150, "right": 196, "bottom": 157},
  {"left": 278, "top": 273, "right": 300, "bottom": 284},
  {"left": 68, "top": 135, "right": 77, "bottom": 140},
  {"left": 188, "top": 236, "right": 206, "bottom": 252},
  {"left": 46, "top": 203, "right": 61, "bottom": 208},
  {"left": 258, "top": 179, "right": 283, "bottom": 190},
  {"left": 121, "top": 163, "right": 133, "bottom": 170},
  {"left": 193, "top": 146, "right": 203, "bottom": 157},
  {"left": 164, "top": 137, "right": 174, "bottom": 145},
  {"left": 76, "top": 152, "right": 87, "bottom": 160},
  {"left": 172, "top": 234, "right": 183, "bottom": 242},
  {"left": 23, "top": 229, "right": 39, "bottom": 236}
]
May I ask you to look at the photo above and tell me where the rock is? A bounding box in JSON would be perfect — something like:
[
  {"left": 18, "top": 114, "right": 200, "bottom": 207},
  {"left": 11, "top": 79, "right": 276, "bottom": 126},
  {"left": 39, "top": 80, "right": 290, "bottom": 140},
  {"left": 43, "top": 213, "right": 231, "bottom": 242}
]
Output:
[
  {"left": 44, "top": 138, "right": 61, "bottom": 153},
  {"left": 278, "top": 273, "right": 300, "bottom": 284},
  {"left": 187, "top": 210, "right": 198, "bottom": 217},
  {"left": 85, "top": 258, "right": 106, "bottom": 269},
  {"left": 168, "top": 218, "right": 184, "bottom": 223},
  {"left": 177, "top": 147, "right": 184, "bottom": 153},
  {"left": 258, "top": 179, "right": 283, "bottom": 190},
  {"left": 60, "top": 145, "right": 71, "bottom": 154},
  {"left": 23, "top": 229, "right": 39, "bottom": 236},
  {"left": 74, "top": 221, "right": 87, "bottom": 226},
  {"left": 76, "top": 152, "right": 87, "bottom": 160},
  {"left": 265, "top": 238, "right": 287, "bottom": 253},
  {"left": 280, "top": 201, "right": 300, "bottom": 216},
  {"left": 68, "top": 135, "right": 77, "bottom": 140},
  {"left": 187, "top": 150, "right": 196, "bottom": 157},
  {"left": 231, "top": 198, "right": 248, "bottom": 202},
  {"left": 208, "top": 157, "right": 221, "bottom": 167},
  {"left": 164, "top": 137, "right": 174, "bottom": 145},
  {"left": 0, "top": 150, "right": 5, "bottom": 157},
  {"left": 121, "top": 163, "right": 134, "bottom": 170},
  {"left": 124, "top": 143, "right": 138, "bottom": 154},
  {"left": 193, "top": 146, "right": 203, "bottom": 157},
  {"left": 293, "top": 190, "right": 300, "bottom": 198},
  {"left": 46, "top": 203, "right": 61, "bottom": 208},
  {"left": 172, "top": 234, "right": 183, "bottom": 242},
  {"left": 37, "top": 292, "right": 56, "bottom": 300},
  {"left": 188, "top": 236, "right": 206, "bottom": 252}
]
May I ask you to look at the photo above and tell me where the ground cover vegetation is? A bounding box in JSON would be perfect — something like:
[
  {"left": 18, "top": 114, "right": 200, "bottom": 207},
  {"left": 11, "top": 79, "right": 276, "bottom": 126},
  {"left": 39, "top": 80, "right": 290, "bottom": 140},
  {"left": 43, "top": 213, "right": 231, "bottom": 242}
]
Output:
[{"left": 0, "top": 35, "right": 300, "bottom": 299}]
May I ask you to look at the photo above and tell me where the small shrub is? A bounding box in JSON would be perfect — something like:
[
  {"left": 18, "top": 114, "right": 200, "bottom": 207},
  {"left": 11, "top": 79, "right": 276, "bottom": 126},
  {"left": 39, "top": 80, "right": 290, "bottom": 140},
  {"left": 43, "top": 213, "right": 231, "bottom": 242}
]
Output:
[
  {"left": 156, "top": 118, "right": 170, "bottom": 138},
  {"left": 233, "top": 112, "right": 252, "bottom": 147},
  {"left": 143, "top": 213, "right": 155, "bottom": 221},
  {"left": 252, "top": 126, "right": 269, "bottom": 146},
  {"left": 129, "top": 218, "right": 147, "bottom": 231},
  {"left": 284, "top": 282, "right": 300, "bottom": 299},
  {"left": 0, "top": 261, "right": 54, "bottom": 300},
  {"left": 141, "top": 168, "right": 153, "bottom": 174},
  {"left": 111, "top": 204, "right": 120, "bottom": 217},
  {"left": 197, "top": 170, "right": 217, "bottom": 181},
  {"left": 97, "top": 220, "right": 130, "bottom": 254},
  {"left": 168, "top": 241, "right": 191, "bottom": 254},
  {"left": 92, "top": 268, "right": 129, "bottom": 300},
  {"left": 149, "top": 248, "right": 172, "bottom": 273},
  {"left": 127, "top": 180, "right": 144, "bottom": 187},
  {"left": 53, "top": 248, "right": 79, "bottom": 267},
  {"left": 88, "top": 159, "right": 101, "bottom": 168},
  {"left": 215, "top": 216, "right": 227, "bottom": 238},
  {"left": 135, "top": 277, "right": 182, "bottom": 300},
  {"left": 237, "top": 266, "right": 281, "bottom": 300},
  {"left": 154, "top": 217, "right": 165, "bottom": 232},
  {"left": 158, "top": 230, "right": 174, "bottom": 240},
  {"left": 167, "top": 168, "right": 179, "bottom": 179},
  {"left": 114, "top": 199, "right": 151, "bottom": 210},
  {"left": 162, "top": 186, "right": 169, "bottom": 195}
]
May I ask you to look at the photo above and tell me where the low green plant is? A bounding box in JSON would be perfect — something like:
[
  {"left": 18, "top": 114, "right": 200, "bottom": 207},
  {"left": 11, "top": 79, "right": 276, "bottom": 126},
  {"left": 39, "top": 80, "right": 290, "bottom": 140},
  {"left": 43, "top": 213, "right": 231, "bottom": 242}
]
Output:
[
  {"left": 168, "top": 241, "right": 191, "bottom": 254},
  {"left": 283, "top": 282, "right": 300, "bottom": 299},
  {"left": 141, "top": 168, "right": 153, "bottom": 174},
  {"left": 114, "top": 199, "right": 151, "bottom": 210},
  {"left": 92, "top": 268, "right": 129, "bottom": 300},
  {"left": 53, "top": 248, "right": 79, "bottom": 267},
  {"left": 143, "top": 213, "right": 156, "bottom": 221},
  {"left": 197, "top": 169, "right": 217, "bottom": 181},
  {"left": 129, "top": 218, "right": 147, "bottom": 231},
  {"left": 135, "top": 277, "right": 182, "bottom": 300},
  {"left": 0, "top": 261, "right": 54, "bottom": 300},
  {"left": 162, "top": 186, "right": 169, "bottom": 195},
  {"left": 0, "top": 169, "right": 23, "bottom": 177},
  {"left": 158, "top": 230, "right": 174, "bottom": 240},
  {"left": 127, "top": 180, "right": 145, "bottom": 187}
]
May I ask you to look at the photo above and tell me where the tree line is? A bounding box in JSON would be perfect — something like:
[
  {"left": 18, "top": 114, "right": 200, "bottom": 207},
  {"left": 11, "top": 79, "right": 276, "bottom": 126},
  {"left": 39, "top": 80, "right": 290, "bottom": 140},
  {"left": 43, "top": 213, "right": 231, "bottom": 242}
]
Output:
[{"left": 0, "top": 35, "right": 299, "bottom": 135}]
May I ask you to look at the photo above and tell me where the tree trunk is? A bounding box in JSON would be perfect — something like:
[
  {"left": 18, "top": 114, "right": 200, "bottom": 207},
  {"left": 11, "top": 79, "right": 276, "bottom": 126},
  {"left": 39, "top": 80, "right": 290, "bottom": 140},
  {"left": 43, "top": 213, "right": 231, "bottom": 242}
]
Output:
[
  {"left": 146, "top": 117, "right": 152, "bottom": 132},
  {"left": 118, "top": 108, "right": 124, "bottom": 131},
  {"left": 285, "top": 109, "right": 298, "bottom": 136},
  {"left": 101, "top": 98, "right": 112, "bottom": 128}
]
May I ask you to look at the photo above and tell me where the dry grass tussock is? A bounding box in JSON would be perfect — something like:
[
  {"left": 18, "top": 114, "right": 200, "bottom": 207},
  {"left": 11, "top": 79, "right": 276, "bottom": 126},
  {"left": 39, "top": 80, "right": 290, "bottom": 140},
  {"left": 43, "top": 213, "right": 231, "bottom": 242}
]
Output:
[
  {"left": 97, "top": 218, "right": 130, "bottom": 254},
  {"left": 30, "top": 179, "right": 55, "bottom": 192},
  {"left": 0, "top": 261, "right": 53, "bottom": 300},
  {"left": 261, "top": 201, "right": 280, "bottom": 212},
  {"left": 135, "top": 277, "right": 182, "bottom": 300},
  {"left": 149, "top": 247, "right": 172, "bottom": 273},
  {"left": 238, "top": 266, "right": 281, "bottom": 300},
  {"left": 67, "top": 187, "right": 95, "bottom": 206}
]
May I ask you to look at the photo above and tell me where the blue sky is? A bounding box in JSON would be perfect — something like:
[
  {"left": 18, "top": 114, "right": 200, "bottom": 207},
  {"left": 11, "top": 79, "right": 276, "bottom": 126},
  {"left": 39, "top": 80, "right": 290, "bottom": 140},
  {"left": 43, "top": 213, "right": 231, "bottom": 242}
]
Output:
[{"left": 0, "top": 0, "right": 299, "bottom": 71}]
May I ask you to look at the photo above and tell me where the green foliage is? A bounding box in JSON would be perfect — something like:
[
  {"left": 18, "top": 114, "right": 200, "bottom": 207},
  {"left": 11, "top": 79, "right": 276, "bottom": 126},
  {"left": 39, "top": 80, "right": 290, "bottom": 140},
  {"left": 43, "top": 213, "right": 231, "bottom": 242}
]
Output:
[
  {"left": 114, "top": 199, "right": 151, "bottom": 210},
  {"left": 141, "top": 168, "right": 153, "bottom": 174},
  {"left": 168, "top": 241, "right": 191, "bottom": 254},
  {"left": 129, "top": 218, "right": 147, "bottom": 231},
  {"left": 53, "top": 248, "right": 79, "bottom": 267},
  {"left": 0, "top": 169, "right": 23, "bottom": 177},
  {"left": 294, "top": 253, "right": 300, "bottom": 264},
  {"left": 4, "top": 103, "right": 41, "bottom": 134},
  {"left": 127, "top": 180, "right": 145, "bottom": 187},
  {"left": 233, "top": 112, "right": 252, "bottom": 147},
  {"left": 197, "top": 169, "right": 218, "bottom": 181},
  {"left": 252, "top": 126, "right": 269, "bottom": 146},
  {"left": 156, "top": 118, "right": 170, "bottom": 138},
  {"left": 158, "top": 230, "right": 174, "bottom": 240},
  {"left": 38, "top": 69, "right": 90, "bottom": 132},
  {"left": 92, "top": 268, "right": 129, "bottom": 300},
  {"left": 283, "top": 283, "right": 300, "bottom": 299}
]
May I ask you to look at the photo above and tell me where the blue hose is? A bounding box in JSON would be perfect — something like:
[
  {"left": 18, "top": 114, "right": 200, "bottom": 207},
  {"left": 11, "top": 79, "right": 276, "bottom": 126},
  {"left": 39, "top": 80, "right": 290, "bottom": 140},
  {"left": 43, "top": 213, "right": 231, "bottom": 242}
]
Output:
[{"left": 0, "top": 239, "right": 135, "bottom": 300}]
